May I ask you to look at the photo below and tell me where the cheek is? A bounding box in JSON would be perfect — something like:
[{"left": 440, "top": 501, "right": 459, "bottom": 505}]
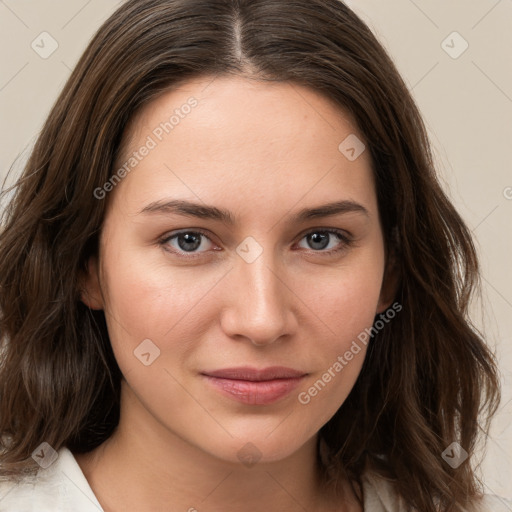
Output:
[
  {"left": 293, "top": 282, "right": 378, "bottom": 432},
  {"left": 306, "top": 252, "right": 385, "bottom": 345},
  {"left": 99, "top": 248, "right": 223, "bottom": 374},
  {"left": 293, "top": 251, "right": 384, "bottom": 408}
]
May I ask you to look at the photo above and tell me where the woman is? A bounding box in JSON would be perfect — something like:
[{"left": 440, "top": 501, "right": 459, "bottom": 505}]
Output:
[{"left": 0, "top": 0, "right": 509, "bottom": 510}]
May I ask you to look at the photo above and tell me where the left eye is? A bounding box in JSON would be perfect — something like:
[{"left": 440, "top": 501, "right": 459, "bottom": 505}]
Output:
[
  {"left": 160, "top": 229, "right": 351, "bottom": 257},
  {"left": 296, "top": 230, "right": 350, "bottom": 253}
]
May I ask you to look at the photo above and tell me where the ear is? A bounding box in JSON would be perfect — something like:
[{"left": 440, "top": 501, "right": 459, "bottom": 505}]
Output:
[
  {"left": 78, "top": 255, "right": 104, "bottom": 310},
  {"left": 376, "top": 229, "right": 400, "bottom": 314}
]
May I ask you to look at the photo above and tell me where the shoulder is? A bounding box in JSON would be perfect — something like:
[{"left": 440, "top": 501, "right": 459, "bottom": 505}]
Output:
[
  {"left": 0, "top": 446, "right": 103, "bottom": 511},
  {"left": 361, "top": 470, "right": 512, "bottom": 512}
]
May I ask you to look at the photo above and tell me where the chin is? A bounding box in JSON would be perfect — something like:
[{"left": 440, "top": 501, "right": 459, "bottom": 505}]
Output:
[{"left": 202, "top": 429, "right": 315, "bottom": 467}]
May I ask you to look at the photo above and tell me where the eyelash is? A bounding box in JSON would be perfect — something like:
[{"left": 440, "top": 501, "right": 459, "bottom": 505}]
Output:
[{"left": 158, "top": 228, "right": 354, "bottom": 259}]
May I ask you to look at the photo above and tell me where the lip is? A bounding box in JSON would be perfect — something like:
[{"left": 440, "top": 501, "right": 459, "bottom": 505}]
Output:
[{"left": 201, "top": 366, "right": 307, "bottom": 405}]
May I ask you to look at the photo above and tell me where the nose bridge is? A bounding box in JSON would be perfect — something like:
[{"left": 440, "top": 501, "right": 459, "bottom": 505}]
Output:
[
  {"left": 242, "top": 250, "right": 285, "bottom": 315},
  {"left": 222, "top": 239, "right": 293, "bottom": 345}
]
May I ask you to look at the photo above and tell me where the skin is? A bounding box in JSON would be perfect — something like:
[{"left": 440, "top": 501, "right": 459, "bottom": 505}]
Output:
[{"left": 76, "top": 75, "right": 397, "bottom": 512}]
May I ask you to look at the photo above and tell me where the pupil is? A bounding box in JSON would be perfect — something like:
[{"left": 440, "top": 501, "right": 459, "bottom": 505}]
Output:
[
  {"left": 178, "top": 233, "right": 201, "bottom": 251},
  {"left": 309, "top": 232, "right": 328, "bottom": 250}
]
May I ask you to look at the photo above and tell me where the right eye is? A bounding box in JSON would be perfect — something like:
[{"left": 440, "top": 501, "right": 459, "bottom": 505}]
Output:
[{"left": 159, "top": 230, "right": 220, "bottom": 258}]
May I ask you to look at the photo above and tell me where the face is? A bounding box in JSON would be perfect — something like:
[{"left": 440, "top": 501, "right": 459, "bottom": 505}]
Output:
[{"left": 83, "top": 75, "right": 394, "bottom": 465}]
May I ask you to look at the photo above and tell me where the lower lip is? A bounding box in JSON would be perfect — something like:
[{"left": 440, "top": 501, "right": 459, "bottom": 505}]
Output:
[{"left": 202, "top": 375, "right": 305, "bottom": 405}]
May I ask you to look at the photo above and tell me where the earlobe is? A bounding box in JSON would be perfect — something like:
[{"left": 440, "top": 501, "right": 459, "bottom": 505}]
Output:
[{"left": 79, "top": 256, "right": 104, "bottom": 310}]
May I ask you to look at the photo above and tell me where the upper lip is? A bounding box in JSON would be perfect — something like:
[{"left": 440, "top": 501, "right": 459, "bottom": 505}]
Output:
[{"left": 202, "top": 366, "right": 307, "bottom": 381}]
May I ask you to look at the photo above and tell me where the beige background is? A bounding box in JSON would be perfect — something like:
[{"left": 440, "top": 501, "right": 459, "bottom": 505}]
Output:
[{"left": 1, "top": 0, "right": 511, "bottom": 502}]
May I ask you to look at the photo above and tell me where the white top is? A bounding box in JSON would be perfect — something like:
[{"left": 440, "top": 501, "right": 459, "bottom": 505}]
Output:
[{"left": 0, "top": 446, "right": 510, "bottom": 511}]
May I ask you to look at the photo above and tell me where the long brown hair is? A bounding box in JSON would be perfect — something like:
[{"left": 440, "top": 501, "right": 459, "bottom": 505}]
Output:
[{"left": 0, "top": 1, "right": 500, "bottom": 510}]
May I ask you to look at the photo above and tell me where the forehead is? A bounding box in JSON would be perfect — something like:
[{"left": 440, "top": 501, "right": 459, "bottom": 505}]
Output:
[{"left": 110, "top": 75, "right": 377, "bottom": 218}]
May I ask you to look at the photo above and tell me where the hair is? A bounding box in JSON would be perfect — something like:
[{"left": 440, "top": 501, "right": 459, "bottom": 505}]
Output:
[{"left": 0, "top": 0, "right": 501, "bottom": 510}]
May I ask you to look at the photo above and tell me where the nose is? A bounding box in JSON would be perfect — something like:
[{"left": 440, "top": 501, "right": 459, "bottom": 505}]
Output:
[{"left": 220, "top": 249, "right": 297, "bottom": 346}]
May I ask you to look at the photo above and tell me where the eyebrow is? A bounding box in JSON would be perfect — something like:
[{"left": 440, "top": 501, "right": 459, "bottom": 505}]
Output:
[{"left": 138, "top": 199, "right": 369, "bottom": 225}]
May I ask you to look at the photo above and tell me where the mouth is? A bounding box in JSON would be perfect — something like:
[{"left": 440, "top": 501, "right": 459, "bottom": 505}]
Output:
[{"left": 201, "top": 366, "right": 308, "bottom": 405}]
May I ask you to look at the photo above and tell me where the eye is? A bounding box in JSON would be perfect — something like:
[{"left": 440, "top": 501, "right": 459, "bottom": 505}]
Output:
[
  {"left": 296, "top": 229, "right": 354, "bottom": 255},
  {"left": 159, "top": 228, "right": 354, "bottom": 259},
  {"left": 160, "top": 230, "right": 217, "bottom": 257}
]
